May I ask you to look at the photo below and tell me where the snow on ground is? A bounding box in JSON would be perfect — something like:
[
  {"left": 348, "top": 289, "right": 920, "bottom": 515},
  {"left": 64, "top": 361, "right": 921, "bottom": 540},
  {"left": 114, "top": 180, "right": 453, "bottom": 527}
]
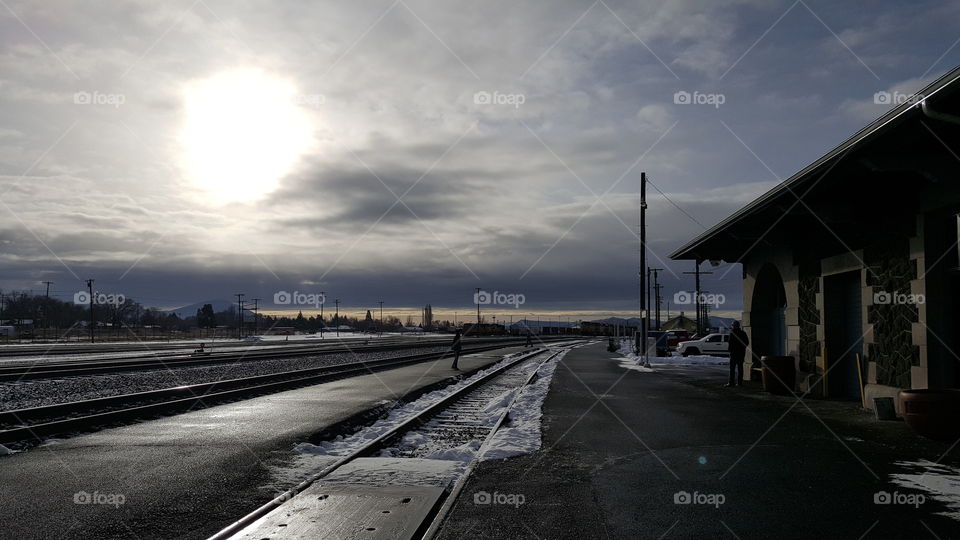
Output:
[
  {"left": 609, "top": 339, "right": 727, "bottom": 373},
  {"left": 889, "top": 460, "right": 960, "bottom": 522},
  {"left": 270, "top": 351, "right": 532, "bottom": 485},
  {"left": 270, "top": 347, "right": 571, "bottom": 488},
  {"left": 480, "top": 350, "right": 567, "bottom": 460}
]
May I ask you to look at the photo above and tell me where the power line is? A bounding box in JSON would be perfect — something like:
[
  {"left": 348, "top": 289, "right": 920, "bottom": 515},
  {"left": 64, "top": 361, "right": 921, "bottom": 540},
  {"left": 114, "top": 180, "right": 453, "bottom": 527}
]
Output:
[{"left": 646, "top": 179, "right": 708, "bottom": 230}]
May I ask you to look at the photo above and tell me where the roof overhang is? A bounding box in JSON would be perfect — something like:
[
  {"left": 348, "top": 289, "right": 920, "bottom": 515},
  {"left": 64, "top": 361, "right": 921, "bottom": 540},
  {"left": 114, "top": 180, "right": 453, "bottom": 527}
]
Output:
[{"left": 670, "top": 66, "right": 960, "bottom": 262}]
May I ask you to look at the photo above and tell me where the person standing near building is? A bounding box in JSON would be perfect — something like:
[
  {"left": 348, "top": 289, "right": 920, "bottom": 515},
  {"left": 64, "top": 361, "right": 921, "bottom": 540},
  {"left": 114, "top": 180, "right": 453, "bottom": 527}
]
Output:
[
  {"left": 726, "top": 321, "right": 749, "bottom": 387},
  {"left": 451, "top": 329, "right": 462, "bottom": 370}
]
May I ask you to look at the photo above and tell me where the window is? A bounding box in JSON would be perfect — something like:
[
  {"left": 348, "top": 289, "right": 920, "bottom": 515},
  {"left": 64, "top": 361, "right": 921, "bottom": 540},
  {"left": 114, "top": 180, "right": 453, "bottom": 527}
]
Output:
[{"left": 706, "top": 335, "right": 722, "bottom": 342}]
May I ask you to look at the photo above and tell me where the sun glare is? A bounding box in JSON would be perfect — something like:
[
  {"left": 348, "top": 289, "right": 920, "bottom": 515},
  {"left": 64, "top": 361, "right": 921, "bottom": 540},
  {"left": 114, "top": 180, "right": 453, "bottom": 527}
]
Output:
[{"left": 179, "top": 69, "right": 314, "bottom": 203}]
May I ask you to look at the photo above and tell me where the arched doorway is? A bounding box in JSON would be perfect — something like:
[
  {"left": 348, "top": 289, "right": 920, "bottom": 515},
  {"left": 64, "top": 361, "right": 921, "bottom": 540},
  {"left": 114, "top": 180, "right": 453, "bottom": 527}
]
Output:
[{"left": 751, "top": 264, "right": 787, "bottom": 359}]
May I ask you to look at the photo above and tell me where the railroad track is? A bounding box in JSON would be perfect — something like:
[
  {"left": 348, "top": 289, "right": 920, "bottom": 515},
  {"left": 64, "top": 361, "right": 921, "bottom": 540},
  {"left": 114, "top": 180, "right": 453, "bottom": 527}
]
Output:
[
  {"left": 209, "top": 341, "right": 583, "bottom": 540},
  {"left": 0, "top": 336, "right": 562, "bottom": 382},
  {"left": 0, "top": 342, "right": 546, "bottom": 445}
]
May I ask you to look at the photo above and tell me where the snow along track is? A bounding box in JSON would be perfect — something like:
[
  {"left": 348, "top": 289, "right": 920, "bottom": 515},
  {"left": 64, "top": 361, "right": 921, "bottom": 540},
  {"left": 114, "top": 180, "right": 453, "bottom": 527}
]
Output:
[{"left": 209, "top": 341, "right": 584, "bottom": 540}]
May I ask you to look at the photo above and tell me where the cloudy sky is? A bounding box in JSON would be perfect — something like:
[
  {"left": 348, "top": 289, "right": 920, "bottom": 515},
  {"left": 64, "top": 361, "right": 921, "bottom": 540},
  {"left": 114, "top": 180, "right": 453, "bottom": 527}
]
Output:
[{"left": 1, "top": 0, "right": 958, "bottom": 318}]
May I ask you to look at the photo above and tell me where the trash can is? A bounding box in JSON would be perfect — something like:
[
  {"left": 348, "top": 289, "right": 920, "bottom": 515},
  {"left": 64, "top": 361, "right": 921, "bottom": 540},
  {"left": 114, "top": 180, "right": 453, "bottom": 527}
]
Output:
[{"left": 761, "top": 356, "right": 796, "bottom": 395}]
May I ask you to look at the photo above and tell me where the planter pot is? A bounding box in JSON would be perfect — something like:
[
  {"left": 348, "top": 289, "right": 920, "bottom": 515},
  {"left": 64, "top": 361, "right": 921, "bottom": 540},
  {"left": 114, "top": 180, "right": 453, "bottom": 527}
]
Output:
[
  {"left": 761, "top": 356, "right": 796, "bottom": 395},
  {"left": 899, "top": 389, "right": 960, "bottom": 441}
]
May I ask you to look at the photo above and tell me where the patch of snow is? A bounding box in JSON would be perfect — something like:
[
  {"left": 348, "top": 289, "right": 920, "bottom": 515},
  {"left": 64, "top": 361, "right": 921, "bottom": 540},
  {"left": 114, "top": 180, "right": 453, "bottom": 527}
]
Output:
[
  {"left": 480, "top": 351, "right": 567, "bottom": 461},
  {"left": 271, "top": 351, "right": 536, "bottom": 485},
  {"left": 653, "top": 354, "right": 728, "bottom": 366},
  {"left": 610, "top": 356, "right": 655, "bottom": 373},
  {"left": 889, "top": 459, "right": 960, "bottom": 522}
]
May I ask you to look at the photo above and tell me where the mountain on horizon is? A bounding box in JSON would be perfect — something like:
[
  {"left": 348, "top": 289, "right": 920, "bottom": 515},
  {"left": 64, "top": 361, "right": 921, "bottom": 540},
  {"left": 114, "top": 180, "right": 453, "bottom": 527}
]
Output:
[{"left": 165, "top": 299, "right": 254, "bottom": 319}]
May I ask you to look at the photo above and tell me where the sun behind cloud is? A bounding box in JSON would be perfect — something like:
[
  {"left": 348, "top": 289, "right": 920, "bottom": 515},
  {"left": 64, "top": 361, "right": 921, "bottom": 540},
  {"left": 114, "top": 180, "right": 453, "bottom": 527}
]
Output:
[{"left": 178, "top": 68, "right": 315, "bottom": 204}]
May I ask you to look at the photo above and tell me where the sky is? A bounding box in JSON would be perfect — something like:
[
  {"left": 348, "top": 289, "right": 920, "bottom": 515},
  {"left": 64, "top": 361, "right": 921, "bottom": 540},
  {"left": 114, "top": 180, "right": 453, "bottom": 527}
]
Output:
[{"left": 1, "top": 0, "right": 959, "bottom": 319}]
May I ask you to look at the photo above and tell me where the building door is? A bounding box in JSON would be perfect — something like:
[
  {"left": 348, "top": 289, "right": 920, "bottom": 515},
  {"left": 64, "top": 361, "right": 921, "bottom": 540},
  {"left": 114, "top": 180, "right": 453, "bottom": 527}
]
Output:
[
  {"left": 751, "top": 264, "right": 787, "bottom": 359},
  {"left": 824, "top": 270, "right": 864, "bottom": 399}
]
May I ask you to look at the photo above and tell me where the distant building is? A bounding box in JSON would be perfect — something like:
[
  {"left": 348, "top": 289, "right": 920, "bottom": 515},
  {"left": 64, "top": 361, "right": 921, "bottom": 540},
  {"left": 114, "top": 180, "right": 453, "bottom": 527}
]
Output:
[
  {"left": 422, "top": 304, "right": 433, "bottom": 330},
  {"left": 671, "top": 67, "right": 960, "bottom": 404},
  {"left": 662, "top": 313, "right": 697, "bottom": 333}
]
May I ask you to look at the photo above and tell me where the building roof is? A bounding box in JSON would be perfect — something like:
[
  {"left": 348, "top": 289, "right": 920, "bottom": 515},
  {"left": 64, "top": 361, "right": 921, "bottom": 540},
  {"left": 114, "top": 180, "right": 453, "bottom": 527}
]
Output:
[{"left": 670, "top": 66, "right": 960, "bottom": 262}]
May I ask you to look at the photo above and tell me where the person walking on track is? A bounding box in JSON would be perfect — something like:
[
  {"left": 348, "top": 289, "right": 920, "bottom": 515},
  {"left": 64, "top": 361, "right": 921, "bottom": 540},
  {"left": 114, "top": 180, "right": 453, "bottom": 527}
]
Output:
[
  {"left": 726, "top": 321, "right": 749, "bottom": 387},
  {"left": 451, "top": 329, "right": 463, "bottom": 370}
]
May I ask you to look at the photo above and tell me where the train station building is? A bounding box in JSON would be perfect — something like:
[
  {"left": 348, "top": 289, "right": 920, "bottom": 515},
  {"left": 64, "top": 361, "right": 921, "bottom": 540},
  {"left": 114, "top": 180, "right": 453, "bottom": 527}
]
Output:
[{"left": 671, "top": 67, "right": 960, "bottom": 406}]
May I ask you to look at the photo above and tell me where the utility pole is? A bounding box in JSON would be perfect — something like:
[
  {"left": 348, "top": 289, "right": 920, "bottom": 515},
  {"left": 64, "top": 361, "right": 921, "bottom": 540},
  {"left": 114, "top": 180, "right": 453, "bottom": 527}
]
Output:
[
  {"left": 649, "top": 268, "right": 663, "bottom": 330},
  {"left": 378, "top": 301, "right": 384, "bottom": 338},
  {"left": 654, "top": 282, "right": 663, "bottom": 330},
  {"left": 475, "top": 287, "right": 481, "bottom": 327},
  {"left": 251, "top": 298, "right": 260, "bottom": 336},
  {"left": 334, "top": 299, "right": 340, "bottom": 337},
  {"left": 42, "top": 281, "right": 52, "bottom": 338},
  {"left": 235, "top": 293, "right": 244, "bottom": 340},
  {"left": 639, "top": 172, "right": 648, "bottom": 365},
  {"left": 319, "top": 291, "right": 326, "bottom": 339},
  {"left": 86, "top": 279, "right": 95, "bottom": 343},
  {"left": 701, "top": 291, "right": 714, "bottom": 333},
  {"left": 683, "top": 262, "right": 712, "bottom": 335}
]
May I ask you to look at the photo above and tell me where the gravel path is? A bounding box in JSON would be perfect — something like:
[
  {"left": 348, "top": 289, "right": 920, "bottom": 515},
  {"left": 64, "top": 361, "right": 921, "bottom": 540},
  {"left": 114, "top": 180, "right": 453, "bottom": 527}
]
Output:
[{"left": 0, "top": 346, "right": 453, "bottom": 410}]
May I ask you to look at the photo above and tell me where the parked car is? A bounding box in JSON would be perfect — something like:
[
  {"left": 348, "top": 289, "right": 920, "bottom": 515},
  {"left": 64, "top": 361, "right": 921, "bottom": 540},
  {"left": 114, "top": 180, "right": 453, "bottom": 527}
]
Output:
[
  {"left": 664, "top": 330, "right": 690, "bottom": 348},
  {"left": 676, "top": 333, "right": 729, "bottom": 357}
]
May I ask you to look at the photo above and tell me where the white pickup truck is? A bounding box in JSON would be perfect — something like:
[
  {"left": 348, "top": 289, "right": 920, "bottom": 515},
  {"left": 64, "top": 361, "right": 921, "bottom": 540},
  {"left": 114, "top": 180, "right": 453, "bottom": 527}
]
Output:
[{"left": 677, "top": 333, "right": 729, "bottom": 357}]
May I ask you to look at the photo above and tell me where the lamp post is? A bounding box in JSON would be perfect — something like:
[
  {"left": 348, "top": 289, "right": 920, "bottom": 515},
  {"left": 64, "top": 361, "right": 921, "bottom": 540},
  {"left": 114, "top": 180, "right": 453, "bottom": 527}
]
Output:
[
  {"left": 378, "top": 300, "right": 384, "bottom": 338},
  {"left": 320, "top": 291, "right": 326, "bottom": 339},
  {"left": 86, "top": 279, "right": 95, "bottom": 343}
]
